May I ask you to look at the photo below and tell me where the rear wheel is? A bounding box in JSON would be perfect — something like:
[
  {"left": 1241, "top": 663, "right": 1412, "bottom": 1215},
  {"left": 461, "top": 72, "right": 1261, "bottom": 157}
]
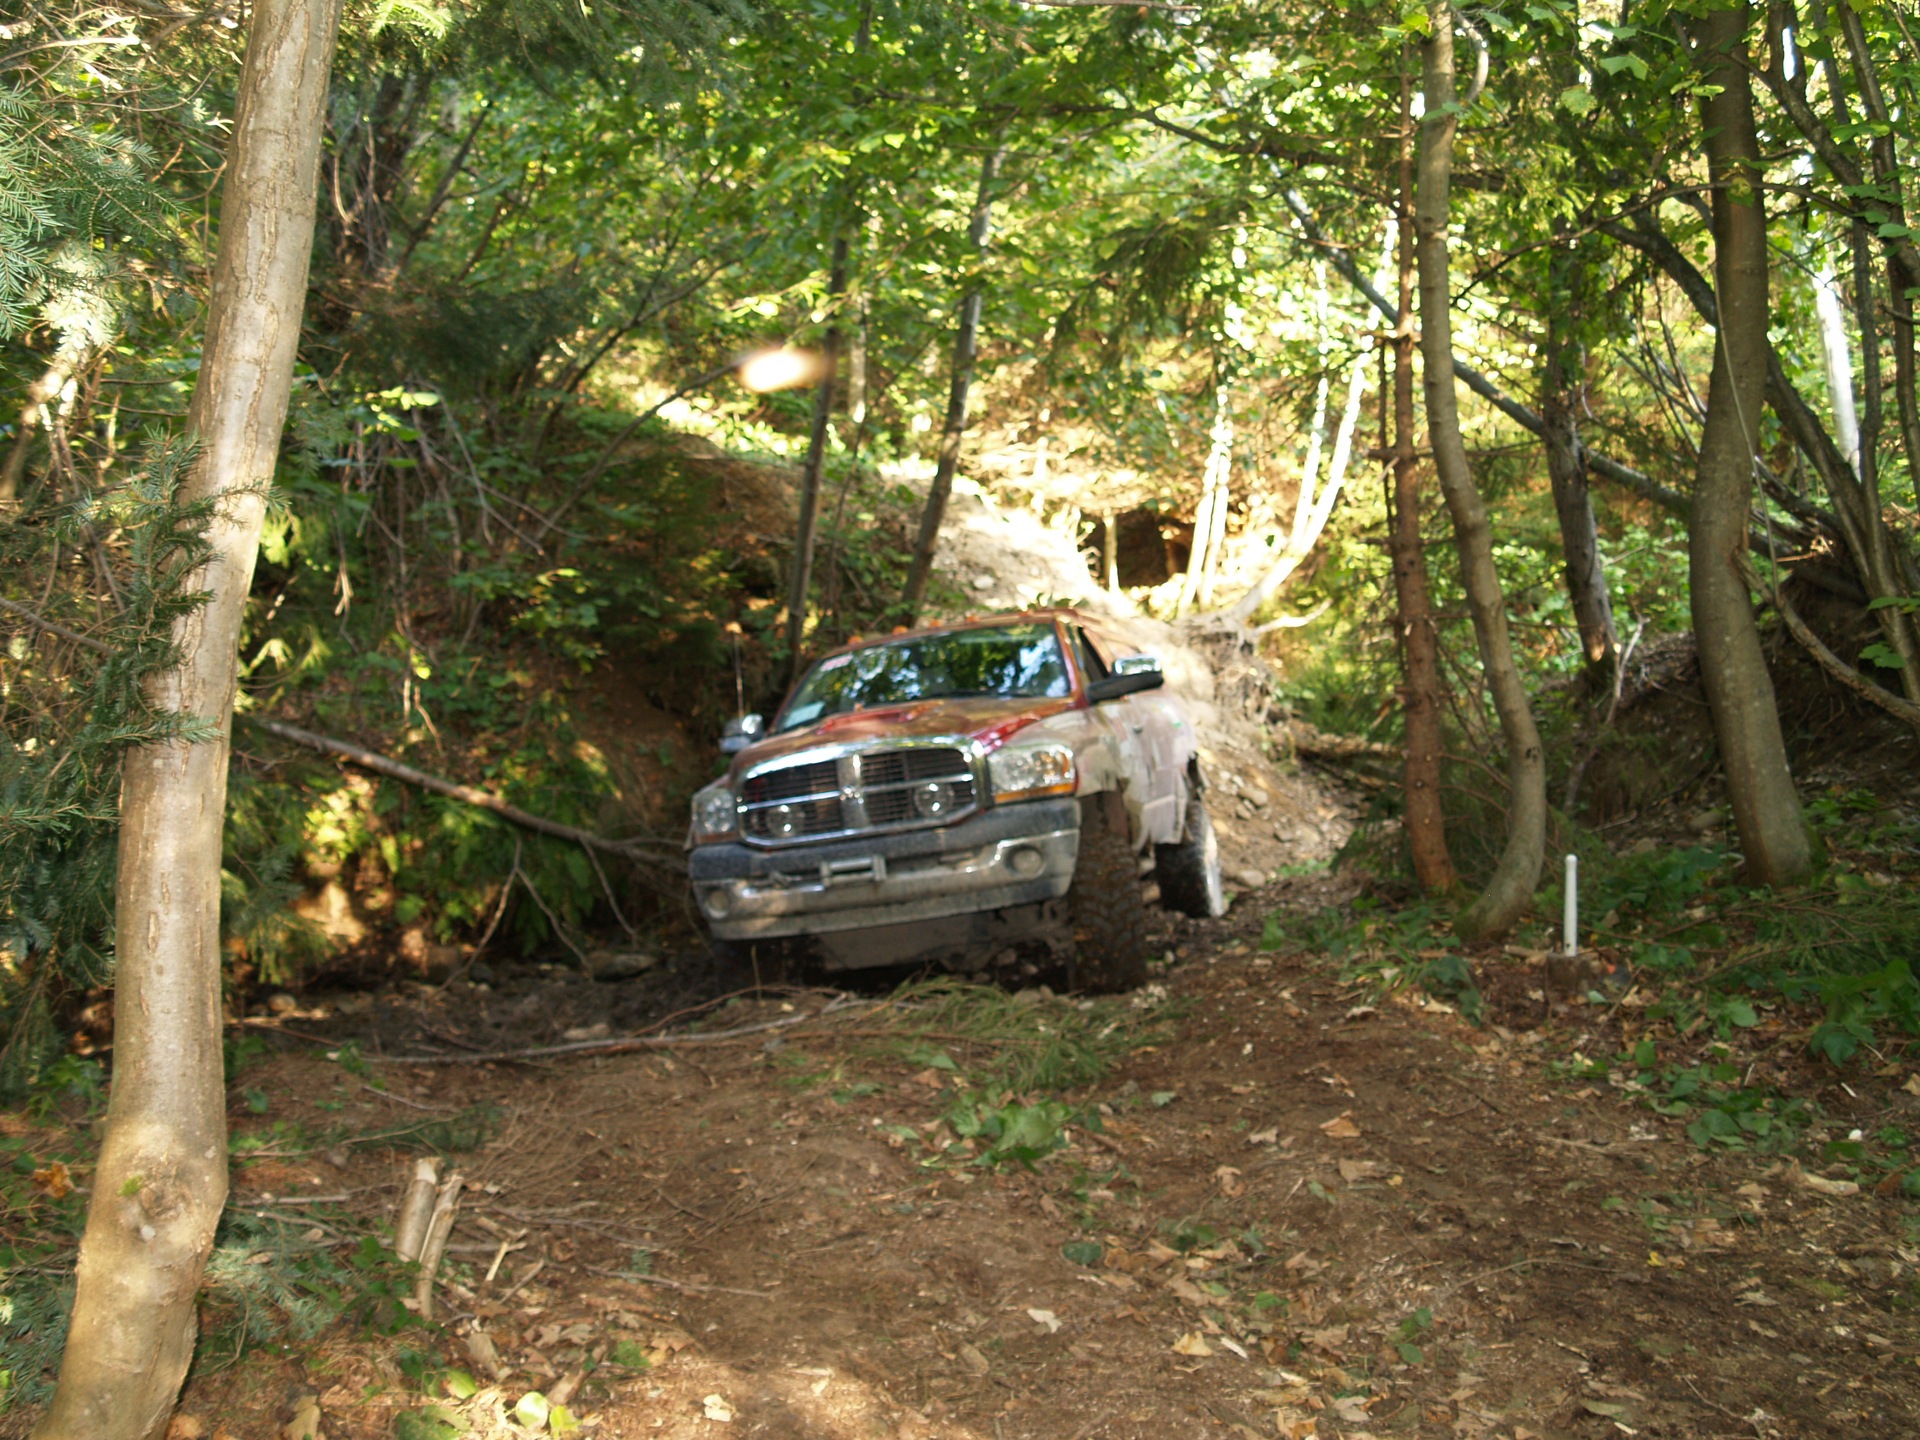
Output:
[
  {"left": 1068, "top": 808, "right": 1150, "bottom": 993},
  {"left": 1156, "top": 792, "right": 1227, "bottom": 918}
]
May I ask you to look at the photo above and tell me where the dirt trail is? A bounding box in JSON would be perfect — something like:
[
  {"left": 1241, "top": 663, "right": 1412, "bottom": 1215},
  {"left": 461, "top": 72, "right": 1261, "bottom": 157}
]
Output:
[{"left": 181, "top": 888, "right": 1920, "bottom": 1440}]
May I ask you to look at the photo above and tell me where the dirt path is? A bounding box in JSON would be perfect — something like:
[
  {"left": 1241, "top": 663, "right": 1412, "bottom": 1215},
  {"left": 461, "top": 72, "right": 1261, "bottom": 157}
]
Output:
[{"left": 181, "top": 894, "right": 1920, "bottom": 1440}]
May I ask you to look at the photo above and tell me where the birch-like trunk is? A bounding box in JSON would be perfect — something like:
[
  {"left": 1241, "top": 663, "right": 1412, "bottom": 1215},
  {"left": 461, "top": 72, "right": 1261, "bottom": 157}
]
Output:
[
  {"left": 1417, "top": 1, "right": 1545, "bottom": 940},
  {"left": 35, "top": 0, "right": 341, "bottom": 1434},
  {"left": 1688, "top": 2, "right": 1812, "bottom": 886},
  {"left": 1222, "top": 234, "right": 1388, "bottom": 626}
]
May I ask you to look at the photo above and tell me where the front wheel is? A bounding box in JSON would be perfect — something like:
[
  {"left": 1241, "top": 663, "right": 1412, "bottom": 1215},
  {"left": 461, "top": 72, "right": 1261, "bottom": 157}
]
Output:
[
  {"left": 1068, "top": 809, "right": 1150, "bottom": 993},
  {"left": 1155, "top": 792, "right": 1227, "bottom": 918}
]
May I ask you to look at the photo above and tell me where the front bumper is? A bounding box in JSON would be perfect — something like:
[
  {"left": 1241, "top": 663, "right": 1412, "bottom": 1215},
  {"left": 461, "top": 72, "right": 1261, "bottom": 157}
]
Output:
[{"left": 690, "top": 798, "right": 1080, "bottom": 941}]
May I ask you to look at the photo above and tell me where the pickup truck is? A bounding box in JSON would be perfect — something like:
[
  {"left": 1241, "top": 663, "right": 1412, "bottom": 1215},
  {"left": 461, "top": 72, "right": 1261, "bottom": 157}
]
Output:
[{"left": 685, "top": 609, "right": 1225, "bottom": 991}]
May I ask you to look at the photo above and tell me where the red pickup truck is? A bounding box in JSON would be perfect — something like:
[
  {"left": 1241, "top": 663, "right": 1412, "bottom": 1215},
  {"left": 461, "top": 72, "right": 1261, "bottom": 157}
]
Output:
[{"left": 685, "top": 610, "right": 1225, "bottom": 991}]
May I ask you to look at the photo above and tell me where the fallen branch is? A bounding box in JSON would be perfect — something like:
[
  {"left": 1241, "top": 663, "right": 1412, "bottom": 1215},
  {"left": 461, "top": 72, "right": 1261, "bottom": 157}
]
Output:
[
  {"left": 382, "top": 995, "right": 869, "bottom": 1065},
  {"left": 1738, "top": 553, "right": 1920, "bottom": 735},
  {"left": 240, "top": 715, "right": 683, "bottom": 863},
  {"left": 1288, "top": 721, "right": 1398, "bottom": 761}
]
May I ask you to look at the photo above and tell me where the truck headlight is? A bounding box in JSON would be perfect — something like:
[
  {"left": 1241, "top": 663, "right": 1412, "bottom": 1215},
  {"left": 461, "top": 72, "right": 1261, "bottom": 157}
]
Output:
[
  {"left": 690, "top": 782, "right": 739, "bottom": 844},
  {"left": 988, "top": 740, "right": 1075, "bottom": 803}
]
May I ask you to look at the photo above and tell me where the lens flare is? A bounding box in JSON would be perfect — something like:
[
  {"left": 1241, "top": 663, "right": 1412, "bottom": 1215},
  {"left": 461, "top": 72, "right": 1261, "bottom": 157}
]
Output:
[{"left": 738, "top": 347, "right": 825, "bottom": 393}]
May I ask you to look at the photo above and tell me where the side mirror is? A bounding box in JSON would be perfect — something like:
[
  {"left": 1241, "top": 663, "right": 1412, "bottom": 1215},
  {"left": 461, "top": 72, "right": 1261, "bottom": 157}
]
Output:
[
  {"left": 1086, "top": 656, "right": 1163, "bottom": 703},
  {"left": 719, "top": 713, "right": 765, "bottom": 755}
]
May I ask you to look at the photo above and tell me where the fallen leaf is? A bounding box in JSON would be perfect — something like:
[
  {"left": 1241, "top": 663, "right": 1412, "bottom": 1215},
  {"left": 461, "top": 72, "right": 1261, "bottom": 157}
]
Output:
[
  {"left": 702, "top": 1393, "right": 736, "bottom": 1423},
  {"left": 1319, "top": 1113, "right": 1362, "bottom": 1141},
  {"left": 957, "top": 1343, "right": 990, "bottom": 1376},
  {"left": 1903, "top": 1074, "right": 1920, "bottom": 1098},
  {"left": 1218, "top": 1336, "right": 1250, "bottom": 1359},
  {"left": 1214, "top": 1165, "right": 1245, "bottom": 1198},
  {"left": 1578, "top": 1399, "right": 1627, "bottom": 1420},
  {"left": 1027, "top": 1307, "right": 1061, "bottom": 1334},
  {"left": 1246, "top": 1127, "right": 1279, "bottom": 1146},
  {"left": 30, "top": 1162, "right": 73, "bottom": 1199},
  {"left": 1337, "top": 1159, "right": 1383, "bottom": 1183},
  {"left": 1303, "top": 1325, "right": 1349, "bottom": 1354},
  {"left": 282, "top": 1396, "right": 323, "bottom": 1440},
  {"left": 1171, "top": 1331, "right": 1214, "bottom": 1357},
  {"left": 167, "top": 1418, "right": 208, "bottom": 1440},
  {"left": 1165, "top": 1276, "right": 1209, "bottom": 1306}
]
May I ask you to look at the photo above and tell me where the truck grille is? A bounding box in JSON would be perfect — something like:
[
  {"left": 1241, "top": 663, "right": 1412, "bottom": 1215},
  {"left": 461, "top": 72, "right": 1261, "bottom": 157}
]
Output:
[{"left": 738, "top": 745, "right": 977, "bottom": 844}]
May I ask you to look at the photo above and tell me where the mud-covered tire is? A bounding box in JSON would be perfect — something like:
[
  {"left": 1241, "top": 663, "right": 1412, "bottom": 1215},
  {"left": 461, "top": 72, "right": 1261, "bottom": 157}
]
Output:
[
  {"left": 1068, "top": 810, "right": 1150, "bottom": 994},
  {"left": 1155, "top": 792, "right": 1227, "bottom": 918}
]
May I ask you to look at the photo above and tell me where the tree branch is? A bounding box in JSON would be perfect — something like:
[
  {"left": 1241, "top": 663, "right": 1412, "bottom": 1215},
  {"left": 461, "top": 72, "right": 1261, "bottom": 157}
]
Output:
[{"left": 240, "top": 716, "right": 684, "bottom": 862}]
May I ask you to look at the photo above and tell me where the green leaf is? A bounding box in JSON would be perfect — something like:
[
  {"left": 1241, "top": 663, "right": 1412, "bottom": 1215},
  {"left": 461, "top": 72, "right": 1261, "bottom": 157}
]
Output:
[
  {"left": 1559, "top": 87, "right": 1597, "bottom": 117},
  {"left": 1397, "top": 1341, "right": 1426, "bottom": 1365},
  {"left": 1860, "top": 641, "right": 1906, "bottom": 670},
  {"left": 1597, "top": 54, "right": 1648, "bottom": 80},
  {"left": 515, "top": 1391, "right": 551, "bottom": 1429},
  {"left": 1062, "top": 1240, "right": 1104, "bottom": 1267}
]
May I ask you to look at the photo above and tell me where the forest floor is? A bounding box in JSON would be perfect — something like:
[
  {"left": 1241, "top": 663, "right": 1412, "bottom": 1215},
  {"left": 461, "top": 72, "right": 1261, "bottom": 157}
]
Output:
[{"left": 140, "top": 875, "right": 1920, "bottom": 1440}]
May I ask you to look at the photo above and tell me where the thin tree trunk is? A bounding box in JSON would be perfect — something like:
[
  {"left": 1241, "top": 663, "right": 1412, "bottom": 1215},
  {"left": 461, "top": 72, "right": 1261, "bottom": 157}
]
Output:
[
  {"left": 1178, "top": 386, "right": 1233, "bottom": 614},
  {"left": 1388, "top": 61, "right": 1455, "bottom": 895},
  {"left": 785, "top": 237, "right": 849, "bottom": 685},
  {"left": 902, "top": 144, "right": 1005, "bottom": 624},
  {"left": 1687, "top": 2, "right": 1811, "bottom": 887},
  {"left": 1101, "top": 508, "right": 1119, "bottom": 592},
  {"left": 1418, "top": 1, "right": 1544, "bottom": 940},
  {"left": 1813, "top": 265, "right": 1862, "bottom": 469},
  {"left": 35, "top": 0, "right": 342, "bottom": 1434},
  {"left": 1196, "top": 409, "right": 1232, "bottom": 610},
  {"left": 1221, "top": 234, "right": 1388, "bottom": 626},
  {"left": 1541, "top": 242, "right": 1618, "bottom": 682}
]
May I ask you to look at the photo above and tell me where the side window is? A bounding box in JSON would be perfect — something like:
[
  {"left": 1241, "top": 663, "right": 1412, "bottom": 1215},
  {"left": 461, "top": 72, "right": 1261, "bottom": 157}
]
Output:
[{"left": 1070, "top": 626, "right": 1110, "bottom": 683}]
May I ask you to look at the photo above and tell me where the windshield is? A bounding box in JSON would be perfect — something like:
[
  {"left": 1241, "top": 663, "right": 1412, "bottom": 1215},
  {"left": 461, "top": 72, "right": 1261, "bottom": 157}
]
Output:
[{"left": 777, "top": 623, "right": 1070, "bottom": 732}]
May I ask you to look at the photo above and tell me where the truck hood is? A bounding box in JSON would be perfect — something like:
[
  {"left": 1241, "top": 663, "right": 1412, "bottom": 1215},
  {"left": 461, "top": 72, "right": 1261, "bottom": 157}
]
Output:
[{"left": 729, "top": 694, "right": 1074, "bottom": 778}]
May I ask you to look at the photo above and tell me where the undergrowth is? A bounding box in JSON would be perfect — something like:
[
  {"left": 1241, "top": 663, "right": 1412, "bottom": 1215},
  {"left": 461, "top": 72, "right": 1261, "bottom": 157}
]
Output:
[{"left": 1263, "top": 786, "right": 1920, "bottom": 1171}]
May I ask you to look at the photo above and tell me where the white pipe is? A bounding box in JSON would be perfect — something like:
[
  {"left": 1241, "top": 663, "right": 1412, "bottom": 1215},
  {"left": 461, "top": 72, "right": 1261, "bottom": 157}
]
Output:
[{"left": 1563, "top": 854, "right": 1579, "bottom": 957}]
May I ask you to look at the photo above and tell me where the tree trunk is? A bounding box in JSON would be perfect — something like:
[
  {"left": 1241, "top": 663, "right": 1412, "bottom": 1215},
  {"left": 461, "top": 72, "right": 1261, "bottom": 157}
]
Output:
[
  {"left": 784, "top": 236, "right": 849, "bottom": 687},
  {"left": 901, "top": 144, "right": 1005, "bottom": 624},
  {"left": 1177, "top": 386, "right": 1233, "bottom": 615},
  {"left": 1541, "top": 243, "right": 1618, "bottom": 682},
  {"left": 1417, "top": 1, "right": 1544, "bottom": 940},
  {"left": 34, "top": 0, "right": 341, "bottom": 1435},
  {"left": 1388, "top": 62, "right": 1455, "bottom": 895},
  {"left": 1688, "top": 2, "right": 1811, "bottom": 887}
]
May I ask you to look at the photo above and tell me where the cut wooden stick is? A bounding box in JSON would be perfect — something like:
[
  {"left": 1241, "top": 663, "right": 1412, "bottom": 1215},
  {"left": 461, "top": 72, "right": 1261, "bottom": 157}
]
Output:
[
  {"left": 240, "top": 715, "right": 683, "bottom": 863},
  {"left": 393, "top": 1158, "right": 440, "bottom": 1262},
  {"left": 414, "top": 1170, "right": 466, "bottom": 1318}
]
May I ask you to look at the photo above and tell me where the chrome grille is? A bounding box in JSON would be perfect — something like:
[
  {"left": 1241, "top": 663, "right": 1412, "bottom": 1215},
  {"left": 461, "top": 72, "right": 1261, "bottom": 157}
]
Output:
[
  {"left": 742, "top": 760, "right": 838, "bottom": 805},
  {"left": 737, "top": 744, "right": 978, "bottom": 846}
]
